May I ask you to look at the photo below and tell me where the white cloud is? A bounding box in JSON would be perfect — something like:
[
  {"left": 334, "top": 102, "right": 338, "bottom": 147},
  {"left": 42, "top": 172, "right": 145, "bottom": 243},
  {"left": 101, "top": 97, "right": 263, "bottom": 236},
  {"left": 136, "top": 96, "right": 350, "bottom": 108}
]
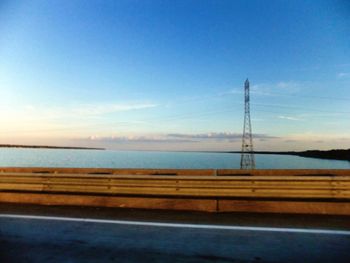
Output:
[
  {"left": 241, "top": 81, "right": 302, "bottom": 97},
  {"left": 287, "top": 132, "right": 350, "bottom": 140},
  {"left": 1, "top": 102, "right": 157, "bottom": 121},
  {"left": 276, "top": 81, "right": 299, "bottom": 90},
  {"left": 85, "top": 132, "right": 278, "bottom": 143},
  {"left": 278, "top": 115, "right": 302, "bottom": 121},
  {"left": 86, "top": 134, "right": 195, "bottom": 143},
  {"left": 71, "top": 103, "right": 157, "bottom": 116},
  {"left": 0, "top": 101, "right": 158, "bottom": 137},
  {"left": 220, "top": 89, "right": 242, "bottom": 96},
  {"left": 337, "top": 72, "right": 350, "bottom": 79},
  {"left": 250, "top": 84, "right": 274, "bottom": 96},
  {"left": 221, "top": 81, "right": 307, "bottom": 99},
  {"left": 272, "top": 81, "right": 301, "bottom": 93}
]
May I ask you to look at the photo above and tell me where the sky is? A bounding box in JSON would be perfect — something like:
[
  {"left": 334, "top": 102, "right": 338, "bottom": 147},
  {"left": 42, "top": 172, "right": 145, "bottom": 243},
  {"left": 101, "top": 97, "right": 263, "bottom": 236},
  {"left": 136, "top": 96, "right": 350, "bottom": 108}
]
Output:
[{"left": 0, "top": 0, "right": 349, "bottom": 151}]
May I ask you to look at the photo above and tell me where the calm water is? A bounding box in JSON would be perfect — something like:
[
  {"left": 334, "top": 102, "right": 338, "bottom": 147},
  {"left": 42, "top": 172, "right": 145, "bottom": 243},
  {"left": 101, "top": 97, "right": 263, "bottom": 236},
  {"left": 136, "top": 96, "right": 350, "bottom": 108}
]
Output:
[{"left": 0, "top": 148, "right": 349, "bottom": 169}]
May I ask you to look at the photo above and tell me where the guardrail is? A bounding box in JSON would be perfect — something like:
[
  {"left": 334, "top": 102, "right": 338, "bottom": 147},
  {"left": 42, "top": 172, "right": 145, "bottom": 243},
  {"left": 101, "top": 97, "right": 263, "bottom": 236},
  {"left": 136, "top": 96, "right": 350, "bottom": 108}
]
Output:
[
  {"left": 0, "top": 168, "right": 350, "bottom": 214},
  {"left": 1, "top": 172, "right": 350, "bottom": 199},
  {"left": 1, "top": 167, "right": 350, "bottom": 176}
]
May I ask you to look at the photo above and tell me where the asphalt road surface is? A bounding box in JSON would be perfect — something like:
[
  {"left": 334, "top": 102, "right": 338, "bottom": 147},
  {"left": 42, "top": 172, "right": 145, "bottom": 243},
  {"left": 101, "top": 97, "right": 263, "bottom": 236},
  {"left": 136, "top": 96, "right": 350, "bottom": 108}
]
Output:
[{"left": 0, "top": 205, "right": 350, "bottom": 263}]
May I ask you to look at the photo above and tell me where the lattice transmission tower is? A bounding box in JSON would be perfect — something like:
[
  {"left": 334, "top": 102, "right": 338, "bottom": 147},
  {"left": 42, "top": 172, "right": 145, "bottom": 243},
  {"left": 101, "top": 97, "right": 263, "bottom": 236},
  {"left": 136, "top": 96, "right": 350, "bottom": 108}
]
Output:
[{"left": 240, "top": 78, "right": 255, "bottom": 169}]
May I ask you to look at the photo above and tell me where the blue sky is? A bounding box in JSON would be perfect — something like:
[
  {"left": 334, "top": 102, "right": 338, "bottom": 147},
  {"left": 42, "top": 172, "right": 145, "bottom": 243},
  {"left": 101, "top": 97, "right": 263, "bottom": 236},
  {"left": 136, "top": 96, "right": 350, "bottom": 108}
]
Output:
[{"left": 0, "top": 0, "right": 349, "bottom": 150}]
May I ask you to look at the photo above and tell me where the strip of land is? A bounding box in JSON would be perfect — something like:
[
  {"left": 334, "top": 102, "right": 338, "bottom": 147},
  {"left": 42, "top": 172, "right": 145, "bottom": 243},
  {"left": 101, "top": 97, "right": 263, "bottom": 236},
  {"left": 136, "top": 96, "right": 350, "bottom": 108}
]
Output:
[
  {"left": 0, "top": 144, "right": 105, "bottom": 150},
  {"left": 230, "top": 149, "right": 350, "bottom": 162}
]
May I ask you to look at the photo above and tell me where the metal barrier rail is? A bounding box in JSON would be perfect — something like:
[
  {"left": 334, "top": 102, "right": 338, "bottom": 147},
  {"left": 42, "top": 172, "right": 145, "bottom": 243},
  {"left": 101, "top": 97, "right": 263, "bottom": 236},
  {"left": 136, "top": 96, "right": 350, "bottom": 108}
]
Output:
[
  {"left": 0, "top": 167, "right": 350, "bottom": 176},
  {"left": 1, "top": 172, "right": 350, "bottom": 199}
]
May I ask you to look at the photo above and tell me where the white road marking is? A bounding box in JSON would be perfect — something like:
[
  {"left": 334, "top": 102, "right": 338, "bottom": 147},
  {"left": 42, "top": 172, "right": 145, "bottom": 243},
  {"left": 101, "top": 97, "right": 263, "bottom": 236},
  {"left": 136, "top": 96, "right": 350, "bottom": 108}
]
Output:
[{"left": 0, "top": 214, "right": 350, "bottom": 235}]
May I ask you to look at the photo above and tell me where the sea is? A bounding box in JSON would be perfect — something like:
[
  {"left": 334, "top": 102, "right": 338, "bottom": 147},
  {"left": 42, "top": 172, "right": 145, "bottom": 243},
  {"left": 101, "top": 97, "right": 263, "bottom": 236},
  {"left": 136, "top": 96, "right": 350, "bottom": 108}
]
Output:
[{"left": 0, "top": 148, "right": 349, "bottom": 169}]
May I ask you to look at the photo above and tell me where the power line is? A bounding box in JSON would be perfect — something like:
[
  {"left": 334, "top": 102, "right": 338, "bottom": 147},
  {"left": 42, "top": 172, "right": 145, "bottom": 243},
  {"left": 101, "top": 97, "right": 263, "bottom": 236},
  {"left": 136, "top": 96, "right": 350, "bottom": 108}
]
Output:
[
  {"left": 261, "top": 92, "right": 350, "bottom": 101},
  {"left": 252, "top": 103, "right": 350, "bottom": 114}
]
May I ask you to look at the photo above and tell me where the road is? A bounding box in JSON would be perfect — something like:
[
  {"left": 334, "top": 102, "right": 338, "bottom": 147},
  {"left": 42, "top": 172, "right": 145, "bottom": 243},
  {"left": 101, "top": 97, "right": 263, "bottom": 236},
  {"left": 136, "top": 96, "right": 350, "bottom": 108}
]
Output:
[{"left": 0, "top": 204, "right": 350, "bottom": 262}]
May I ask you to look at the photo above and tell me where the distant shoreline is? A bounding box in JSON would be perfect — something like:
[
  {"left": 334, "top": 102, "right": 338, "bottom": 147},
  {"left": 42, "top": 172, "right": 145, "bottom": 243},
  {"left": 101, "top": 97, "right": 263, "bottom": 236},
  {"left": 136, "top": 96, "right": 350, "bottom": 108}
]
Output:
[
  {"left": 230, "top": 149, "right": 350, "bottom": 162},
  {"left": 0, "top": 144, "right": 105, "bottom": 150}
]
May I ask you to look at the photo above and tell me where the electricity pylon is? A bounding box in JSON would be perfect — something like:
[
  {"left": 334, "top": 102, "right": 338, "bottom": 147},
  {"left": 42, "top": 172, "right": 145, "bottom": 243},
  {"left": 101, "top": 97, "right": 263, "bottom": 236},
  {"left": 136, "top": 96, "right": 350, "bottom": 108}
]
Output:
[{"left": 240, "top": 78, "right": 255, "bottom": 169}]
